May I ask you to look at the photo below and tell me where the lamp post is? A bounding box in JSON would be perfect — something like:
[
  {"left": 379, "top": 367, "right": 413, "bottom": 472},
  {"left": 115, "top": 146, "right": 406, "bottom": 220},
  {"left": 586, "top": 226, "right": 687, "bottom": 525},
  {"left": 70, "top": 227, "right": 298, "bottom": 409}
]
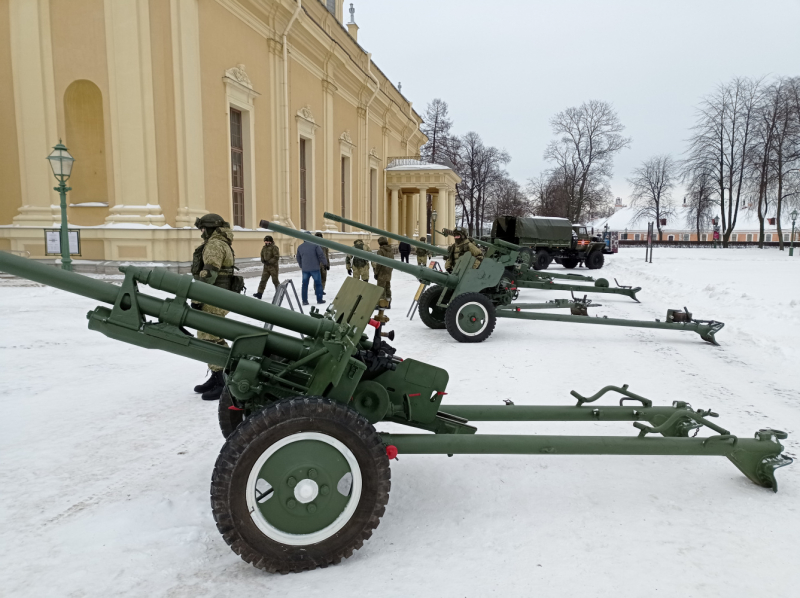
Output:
[
  {"left": 46, "top": 141, "right": 75, "bottom": 271},
  {"left": 791, "top": 209, "right": 798, "bottom": 257},
  {"left": 431, "top": 209, "right": 437, "bottom": 246}
]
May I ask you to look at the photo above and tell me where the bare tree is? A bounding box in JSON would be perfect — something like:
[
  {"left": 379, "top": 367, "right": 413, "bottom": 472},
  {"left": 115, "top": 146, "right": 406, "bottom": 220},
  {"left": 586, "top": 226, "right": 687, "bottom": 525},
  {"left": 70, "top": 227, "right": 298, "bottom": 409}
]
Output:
[
  {"left": 628, "top": 155, "right": 677, "bottom": 240},
  {"left": 769, "top": 78, "right": 800, "bottom": 249},
  {"left": 543, "top": 100, "right": 631, "bottom": 222},
  {"left": 750, "top": 80, "right": 782, "bottom": 247},
  {"left": 486, "top": 174, "right": 531, "bottom": 222},
  {"left": 685, "top": 77, "right": 763, "bottom": 247},
  {"left": 420, "top": 99, "right": 453, "bottom": 165},
  {"left": 682, "top": 164, "right": 715, "bottom": 242}
]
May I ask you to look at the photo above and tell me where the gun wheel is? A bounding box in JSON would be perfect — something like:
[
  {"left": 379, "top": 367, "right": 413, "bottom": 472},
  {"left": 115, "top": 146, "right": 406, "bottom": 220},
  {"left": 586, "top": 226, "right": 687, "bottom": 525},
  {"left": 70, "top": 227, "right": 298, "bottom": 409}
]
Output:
[
  {"left": 211, "top": 397, "right": 390, "bottom": 573},
  {"left": 445, "top": 292, "right": 497, "bottom": 343},
  {"left": 417, "top": 284, "right": 447, "bottom": 329}
]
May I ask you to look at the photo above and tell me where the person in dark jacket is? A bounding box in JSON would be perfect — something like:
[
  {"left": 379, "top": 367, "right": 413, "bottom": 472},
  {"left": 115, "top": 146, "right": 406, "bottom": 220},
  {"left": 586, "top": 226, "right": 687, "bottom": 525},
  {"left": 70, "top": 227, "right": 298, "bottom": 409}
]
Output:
[
  {"left": 398, "top": 241, "right": 411, "bottom": 263},
  {"left": 296, "top": 235, "right": 327, "bottom": 305}
]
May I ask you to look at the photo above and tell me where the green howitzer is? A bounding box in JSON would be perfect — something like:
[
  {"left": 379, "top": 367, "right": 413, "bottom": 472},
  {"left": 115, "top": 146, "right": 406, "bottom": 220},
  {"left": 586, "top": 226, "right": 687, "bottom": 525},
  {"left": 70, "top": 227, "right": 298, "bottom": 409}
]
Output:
[
  {"left": 263, "top": 217, "right": 722, "bottom": 345},
  {"left": 327, "top": 212, "right": 641, "bottom": 301},
  {"left": 0, "top": 250, "right": 790, "bottom": 574}
]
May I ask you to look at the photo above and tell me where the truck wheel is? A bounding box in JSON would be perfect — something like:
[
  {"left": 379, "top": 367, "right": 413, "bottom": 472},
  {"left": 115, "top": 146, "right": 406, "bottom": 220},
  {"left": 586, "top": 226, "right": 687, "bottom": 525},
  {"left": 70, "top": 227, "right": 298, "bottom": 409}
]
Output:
[
  {"left": 532, "top": 250, "right": 551, "bottom": 270},
  {"left": 211, "top": 396, "right": 390, "bottom": 574},
  {"left": 417, "top": 285, "right": 447, "bottom": 329},
  {"left": 219, "top": 386, "right": 245, "bottom": 439},
  {"left": 561, "top": 257, "right": 579, "bottom": 269},
  {"left": 585, "top": 251, "right": 605, "bottom": 270},
  {"left": 445, "top": 293, "right": 496, "bottom": 343}
]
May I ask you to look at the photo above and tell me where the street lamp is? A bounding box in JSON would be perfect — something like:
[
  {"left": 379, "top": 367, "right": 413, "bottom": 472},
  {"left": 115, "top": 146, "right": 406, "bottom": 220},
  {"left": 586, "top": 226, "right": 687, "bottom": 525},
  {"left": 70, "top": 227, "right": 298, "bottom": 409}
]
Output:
[
  {"left": 431, "top": 209, "right": 437, "bottom": 246},
  {"left": 46, "top": 141, "right": 75, "bottom": 271},
  {"left": 791, "top": 209, "right": 798, "bottom": 257}
]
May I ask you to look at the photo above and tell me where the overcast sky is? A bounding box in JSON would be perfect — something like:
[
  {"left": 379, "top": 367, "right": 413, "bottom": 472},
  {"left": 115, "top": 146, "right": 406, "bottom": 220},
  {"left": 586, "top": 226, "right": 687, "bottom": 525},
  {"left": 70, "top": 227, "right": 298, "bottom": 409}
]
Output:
[{"left": 356, "top": 0, "right": 800, "bottom": 201}]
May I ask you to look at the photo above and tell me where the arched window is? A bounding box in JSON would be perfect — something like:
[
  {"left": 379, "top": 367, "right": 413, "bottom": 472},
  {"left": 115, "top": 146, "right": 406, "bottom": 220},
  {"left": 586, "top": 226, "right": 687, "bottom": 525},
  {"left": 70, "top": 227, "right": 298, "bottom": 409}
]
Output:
[{"left": 64, "top": 80, "right": 108, "bottom": 206}]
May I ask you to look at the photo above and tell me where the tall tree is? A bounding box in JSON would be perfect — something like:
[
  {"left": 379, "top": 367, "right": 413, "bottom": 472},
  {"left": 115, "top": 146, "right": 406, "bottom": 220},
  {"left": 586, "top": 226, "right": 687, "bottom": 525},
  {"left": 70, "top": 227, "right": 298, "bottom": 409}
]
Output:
[
  {"left": 769, "top": 78, "right": 800, "bottom": 249},
  {"left": 628, "top": 155, "right": 677, "bottom": 240},
  {"left": 685, "top": 77, "right": 762, "bottom": 247},
  {"left": 486, "top": 173, "right": 530, "bottom": 222},
  {"left": 420, "top": 99, "right": 453, "bottom": 165},
  {"left": 682, "top": 164, "right": 715, "bottom": 242},
  {"left": 543, "top": 100, "right": 631, "bottom": 222}
]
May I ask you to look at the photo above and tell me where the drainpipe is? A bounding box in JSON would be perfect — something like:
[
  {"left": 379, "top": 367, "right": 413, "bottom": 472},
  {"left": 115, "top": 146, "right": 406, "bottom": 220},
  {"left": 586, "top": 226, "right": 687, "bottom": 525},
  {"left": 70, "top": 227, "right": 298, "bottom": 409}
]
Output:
[
  {"left": 364, "top": 53, "right": 379, "bottom": 225},
  {"left": 282, "top": 0, "right": 302, "bottom": 227}
]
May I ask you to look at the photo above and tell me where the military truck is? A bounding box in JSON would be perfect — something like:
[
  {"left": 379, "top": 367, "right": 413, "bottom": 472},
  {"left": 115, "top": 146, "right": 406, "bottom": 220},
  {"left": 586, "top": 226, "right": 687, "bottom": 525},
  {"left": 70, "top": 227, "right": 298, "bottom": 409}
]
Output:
[{"left": 491, "top": 216, "right": 606, "bottom": 270}]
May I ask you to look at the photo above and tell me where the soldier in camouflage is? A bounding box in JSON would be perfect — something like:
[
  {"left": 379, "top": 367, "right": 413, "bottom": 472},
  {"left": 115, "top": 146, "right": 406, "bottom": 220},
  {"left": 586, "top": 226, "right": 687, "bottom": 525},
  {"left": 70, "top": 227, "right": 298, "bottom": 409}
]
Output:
[
  {"left": 253, "top": 235, "right": 280, "bottom": 300},
  {"left": 444, "top": 227, "right": 483, "bottom": 273},
  {"left": 192, "top": 213, "right": 236, "bottom": 401},
  {"left": 372, "top": 236, "right": 395, "bottom": 306},
  {"left": 315, "top": 232, "right": 331, "bottom": 292},
  {"left": 416, "top": 244, "right": 430, "bottom": 267},
  {"left": 346, "top": 239, "right": 370, "bottom": 282}
]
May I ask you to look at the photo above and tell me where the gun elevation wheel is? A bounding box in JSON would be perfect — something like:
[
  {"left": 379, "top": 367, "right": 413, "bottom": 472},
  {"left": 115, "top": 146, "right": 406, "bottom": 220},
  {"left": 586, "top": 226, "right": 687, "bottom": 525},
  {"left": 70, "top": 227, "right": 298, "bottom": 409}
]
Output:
[
  {"left": 561, "top": 257, "right": 579, "bottom": 269},
  {"left": 211, "top": 397, "right": 390, "bottom": 573},
  {"left": 417, "top": 284, "right": 447, "bottom": 329},
  {"left": 445, "top": 293, "right": 497, "bottom": 343},
  {"left": 585, "top": 251, "right": 604, "bottom": 270}
]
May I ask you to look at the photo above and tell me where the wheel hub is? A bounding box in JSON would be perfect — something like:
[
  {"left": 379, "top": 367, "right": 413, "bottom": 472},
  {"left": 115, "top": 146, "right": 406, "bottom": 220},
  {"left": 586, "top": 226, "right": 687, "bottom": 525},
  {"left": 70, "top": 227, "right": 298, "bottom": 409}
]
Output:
[
  {"left": 245, "top": 432, "right": 362, "bottom": 545},
  {"left": 456, "top": 301, "right": 488, "bottom": 335}
]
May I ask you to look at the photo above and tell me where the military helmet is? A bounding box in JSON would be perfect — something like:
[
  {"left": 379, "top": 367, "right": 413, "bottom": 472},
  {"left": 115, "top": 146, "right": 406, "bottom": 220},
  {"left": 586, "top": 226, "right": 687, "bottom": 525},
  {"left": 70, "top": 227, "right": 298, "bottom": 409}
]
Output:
[
  {"left": 195, "top": 213, "right": 227, "bottom": 230},
  {"left": 452, "top": 227, "right": 467, "bottom": 238},
  {"left": 263, "top": 235, "right": 274, "bottom": 242},
  {"left": 377, "top": 236, "right": 389, "bottom": 245},
  {"left": 315, "top": 232, "right": 324, "bottom": 238},
  {"left": 353, "top": 239, "right": 365, "bottom": 247}
]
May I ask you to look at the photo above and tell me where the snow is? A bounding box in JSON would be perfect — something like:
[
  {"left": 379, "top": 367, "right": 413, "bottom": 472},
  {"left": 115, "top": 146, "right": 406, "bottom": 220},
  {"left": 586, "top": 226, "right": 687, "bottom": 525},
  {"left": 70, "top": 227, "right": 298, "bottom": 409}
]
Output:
[
  {"left": 385, "top": 163, "right": 453, "bottom": 171},
  {"left": 1, "top": 248, "right": 800, "bottom": 596}
]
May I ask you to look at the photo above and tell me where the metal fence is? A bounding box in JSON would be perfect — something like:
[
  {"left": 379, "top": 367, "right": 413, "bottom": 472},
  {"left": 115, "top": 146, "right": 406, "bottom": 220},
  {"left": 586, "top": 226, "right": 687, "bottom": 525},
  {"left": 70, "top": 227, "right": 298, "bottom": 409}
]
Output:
[{"left": 618, "top": 240, "right": 792, "bottom": 249}]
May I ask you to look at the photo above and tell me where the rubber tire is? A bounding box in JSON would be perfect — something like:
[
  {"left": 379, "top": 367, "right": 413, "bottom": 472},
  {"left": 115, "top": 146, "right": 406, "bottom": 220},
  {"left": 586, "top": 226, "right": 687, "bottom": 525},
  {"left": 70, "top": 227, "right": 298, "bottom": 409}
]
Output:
[
  {"left": 211, "top": 397, "right": 391, "bottom": 574},
  {"left": 518, "top": 248, "right": 534, "bottom": 269},
  {"left": 561, "top": 257, "right": 579, "bottom": 269},
  {"left": 444, "top": 293, "right": 497, "bottom": 343},
  {"left": 585, "top": 251, "right": 605, "bottom": 270},
  {"left": 218, "top": 386, "right": 245, "bottom": 439},
  {"left": 417, "top": 285, "right": 447, "bottom": 330},
  {"left": 532, "top": 249, "right": 550, "bottom": 270}
]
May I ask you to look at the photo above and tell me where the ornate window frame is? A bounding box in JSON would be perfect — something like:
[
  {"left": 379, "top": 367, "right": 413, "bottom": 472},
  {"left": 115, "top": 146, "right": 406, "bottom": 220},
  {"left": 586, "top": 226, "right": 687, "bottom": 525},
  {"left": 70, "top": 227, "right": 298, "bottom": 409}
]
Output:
[{"left": 223, "top": 65, "right": 259, "bottom": 228}]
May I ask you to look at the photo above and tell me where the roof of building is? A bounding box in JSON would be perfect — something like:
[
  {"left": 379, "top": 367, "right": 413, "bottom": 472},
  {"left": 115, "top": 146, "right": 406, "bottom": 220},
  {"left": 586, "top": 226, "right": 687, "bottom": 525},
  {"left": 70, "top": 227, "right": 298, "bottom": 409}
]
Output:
[{"left": 589, "top": 205, "right": 796, "bottom": 232}]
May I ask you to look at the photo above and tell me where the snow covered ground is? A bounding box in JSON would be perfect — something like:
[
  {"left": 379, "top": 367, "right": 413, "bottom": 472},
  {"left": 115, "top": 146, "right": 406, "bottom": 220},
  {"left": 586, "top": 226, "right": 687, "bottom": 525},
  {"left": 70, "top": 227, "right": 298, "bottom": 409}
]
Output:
[{"left": 1, "top": 248, "right": 799, "bottom": 597}]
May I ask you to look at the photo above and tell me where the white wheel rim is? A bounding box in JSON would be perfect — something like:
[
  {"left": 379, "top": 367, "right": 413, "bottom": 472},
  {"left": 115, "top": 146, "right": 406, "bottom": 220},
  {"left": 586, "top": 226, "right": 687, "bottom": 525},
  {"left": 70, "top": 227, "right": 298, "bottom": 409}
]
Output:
[
  {"left": 455, "top": 301, "right": 489, "bottom": 336},
  {"left": 245, "top": 432, "right": 363, "bottom": 546}
]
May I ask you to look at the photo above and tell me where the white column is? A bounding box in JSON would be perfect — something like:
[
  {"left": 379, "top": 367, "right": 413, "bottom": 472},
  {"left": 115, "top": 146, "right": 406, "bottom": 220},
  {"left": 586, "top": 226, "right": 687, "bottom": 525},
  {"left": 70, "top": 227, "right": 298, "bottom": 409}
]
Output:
[
  {"left": 436, "top": 186, "right": 449, "bottom": 244},
  {"left": 401, "top": 194, "right": 408, "bottom": 237},
  {"left": 415, "top": 187, "right": 426, "bottom": 238},
  {"left": 9, "top": 0, "right": 60, "bottom": 225},
  {"left": 448, "top": 189, "right": 456, "bottom": 231},
  {"left": 389, "top": 186, "right": 400, "bottom": 234},
  {"left": 103, "top": 0, "right": 164, "bottom": 225},
  {"left": 267, "top": 39, "right": 284, "bottom": 228},
  {"left": 171, "top": 0, "right": 205, "bottom": 227}
]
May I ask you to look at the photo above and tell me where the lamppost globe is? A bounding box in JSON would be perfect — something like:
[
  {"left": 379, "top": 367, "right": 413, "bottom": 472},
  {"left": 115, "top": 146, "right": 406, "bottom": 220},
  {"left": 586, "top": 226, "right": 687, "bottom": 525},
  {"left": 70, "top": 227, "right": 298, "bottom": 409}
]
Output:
[
  {"left": 431, "top": 209, "right": 437, "bottom": 245},
  {"left": 47, "top": 141, "right": 75, "bottom": 183},
  {"left": 791, "top": 209, "right": 798, "bottom": 222}
]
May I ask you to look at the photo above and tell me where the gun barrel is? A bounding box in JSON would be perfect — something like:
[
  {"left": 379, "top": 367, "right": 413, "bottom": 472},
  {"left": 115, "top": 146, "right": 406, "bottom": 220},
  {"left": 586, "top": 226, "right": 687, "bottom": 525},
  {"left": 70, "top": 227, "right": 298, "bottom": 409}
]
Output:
[
  {"left": 0, "top": 251, "right": 308, "bottom": 360},
  {"left": 259, "top": 219, "right": 457, "bottom": 288},
  {"left": 323, "top": 212, "right": 447, "bottom": 256}
]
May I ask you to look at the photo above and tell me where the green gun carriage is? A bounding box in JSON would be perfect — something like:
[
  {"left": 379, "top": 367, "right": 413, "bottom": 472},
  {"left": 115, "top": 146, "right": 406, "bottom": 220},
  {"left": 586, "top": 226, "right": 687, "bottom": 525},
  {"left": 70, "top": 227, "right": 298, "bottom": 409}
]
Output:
[
  {"left": 263, "top": 215, "right": 723, "bottom": 345},
  {"left": 0, "top": 250, "right": 788, "bottom": 575}
]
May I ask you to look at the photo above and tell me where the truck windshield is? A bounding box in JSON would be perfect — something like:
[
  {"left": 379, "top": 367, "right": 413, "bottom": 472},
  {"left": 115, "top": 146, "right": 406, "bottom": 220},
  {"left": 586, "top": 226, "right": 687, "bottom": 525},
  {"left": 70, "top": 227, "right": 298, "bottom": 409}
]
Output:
[{"left": 574, "top": 227, "right": 587, "bottom": 235}]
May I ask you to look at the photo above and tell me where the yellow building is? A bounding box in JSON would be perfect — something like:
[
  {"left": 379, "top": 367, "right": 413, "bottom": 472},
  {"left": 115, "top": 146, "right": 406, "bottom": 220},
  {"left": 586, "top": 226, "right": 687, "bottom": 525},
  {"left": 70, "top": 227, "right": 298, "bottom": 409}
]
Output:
[{"left": 0, "top": 0, "right": 459, "bottom": 266}]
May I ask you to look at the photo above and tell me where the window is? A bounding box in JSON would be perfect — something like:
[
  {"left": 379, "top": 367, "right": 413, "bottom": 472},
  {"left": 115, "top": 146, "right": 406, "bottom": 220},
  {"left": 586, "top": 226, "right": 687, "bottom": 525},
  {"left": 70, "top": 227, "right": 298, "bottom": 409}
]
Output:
[
  {"left": 230, "top": 109, "right": 245, "bottom": 228},
  {"left": 634, "top": 233, "right": 640, "bottom": 241},
  {"left": 326, "top": 0, "right": 336, "bottom": 15},
  {"left": 746, "top": 233, "right": 753, "bottom": 242},
  {"left": 340, "top": 155, "right": 351, "bottom": 230},
  {"left": 668, "top": 235, "right": 674, "bottom": 241},
  {"left": 299, "top": 138, "right": 308, "bottom": 229},
  {"left": 621, "top": 233, "right": 627, "bottom": 240},
  {"left": 731, "top": 234, "right": 738, "bottom": 241},
  {"left": 766, "top": 233, "right": 772, "bottom": 242},
  {"left": 784, "top": 233, "right": 790, "bottom": 242},
  {"left": 370, "top": 168, "right": 377, "bottom": 226},
  {"left": 701, "top": 233, "right": 707, "bottom": 241},
  {"left": 683, "top": 234, "right": 690, "bottom": 241}
]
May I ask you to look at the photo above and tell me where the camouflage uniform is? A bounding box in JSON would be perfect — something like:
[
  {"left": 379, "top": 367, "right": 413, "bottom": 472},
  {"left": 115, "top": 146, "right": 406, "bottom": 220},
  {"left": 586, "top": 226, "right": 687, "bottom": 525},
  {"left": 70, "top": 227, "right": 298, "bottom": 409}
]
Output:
[
  {"left": 416, "top": 245, "right": 430, "bottom": 267},
  {"left": 371, "top": 236, "right": 394, "bottom": 302},
  {"left": 445, "top": 227, "right": 483, "bottom": 273},
  {"left": 257, "top": 237, "right": 280, "bottom": 294},
  {"left": 346, "top": 239, "right": 370, "bottom": 282},
  {"left": 195, "top": 226, "right": 235, "bottom": 373},
  {"left": 314, "top": 232, "right": 331, "bottom": 290}
]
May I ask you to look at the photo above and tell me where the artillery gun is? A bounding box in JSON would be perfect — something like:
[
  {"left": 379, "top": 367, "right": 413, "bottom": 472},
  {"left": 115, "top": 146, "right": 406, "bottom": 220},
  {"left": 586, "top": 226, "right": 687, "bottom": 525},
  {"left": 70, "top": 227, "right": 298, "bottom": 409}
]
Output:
[
  {"left": 262, "top": 216, "right": 722, "bottom": 345},
  {"left": 0, "top": 251, "right": 790, "bottom": 574}
]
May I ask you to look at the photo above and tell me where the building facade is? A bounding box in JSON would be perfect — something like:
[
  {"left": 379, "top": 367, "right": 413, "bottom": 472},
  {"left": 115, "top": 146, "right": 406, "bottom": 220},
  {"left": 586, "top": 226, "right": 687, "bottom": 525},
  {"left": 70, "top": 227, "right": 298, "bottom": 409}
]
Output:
[{"left": 0, "top": 0, "right": 458, "bottom": 264}]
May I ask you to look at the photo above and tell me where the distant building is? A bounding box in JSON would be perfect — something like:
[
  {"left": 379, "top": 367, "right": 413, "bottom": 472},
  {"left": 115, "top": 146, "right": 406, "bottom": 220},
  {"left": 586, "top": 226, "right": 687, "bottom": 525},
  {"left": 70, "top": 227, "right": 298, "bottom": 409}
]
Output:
[
  {"left": 590, "top": 206, "right": 798, "bottom": 243},
  {"left": 0, "top": 0, "right": 459, "bottom": 264}
]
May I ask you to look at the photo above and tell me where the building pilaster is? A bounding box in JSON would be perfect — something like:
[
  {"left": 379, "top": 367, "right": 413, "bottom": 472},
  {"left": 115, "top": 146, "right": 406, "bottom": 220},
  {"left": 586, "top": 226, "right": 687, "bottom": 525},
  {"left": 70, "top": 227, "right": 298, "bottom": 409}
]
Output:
[{"left": 322, "top": 79, "right": 338, "bottom": 230}]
